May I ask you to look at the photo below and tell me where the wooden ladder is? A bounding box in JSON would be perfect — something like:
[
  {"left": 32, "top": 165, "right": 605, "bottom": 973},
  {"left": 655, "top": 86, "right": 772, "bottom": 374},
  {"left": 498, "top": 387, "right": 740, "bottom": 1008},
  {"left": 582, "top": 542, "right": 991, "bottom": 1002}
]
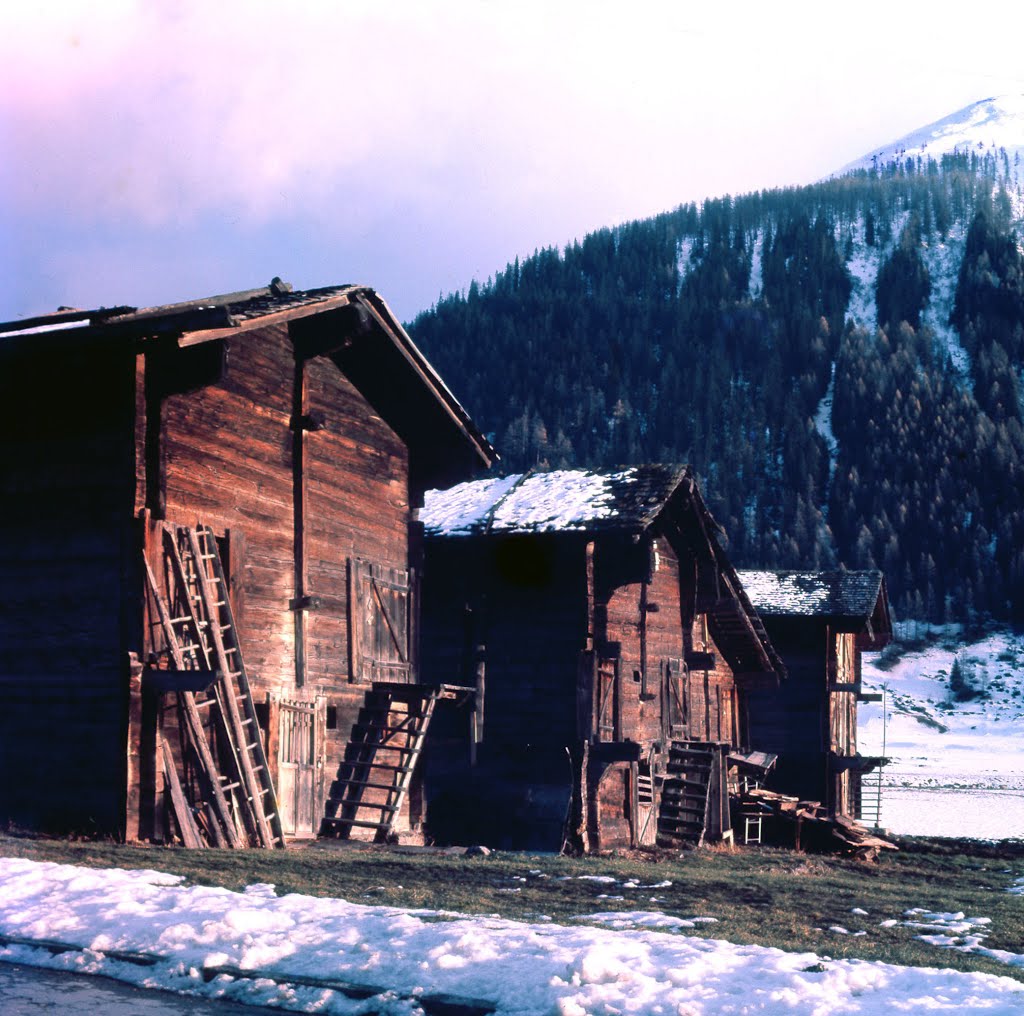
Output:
[
  {"left": 656, "top": 741, "right": 714, "bottom": 847},
  {"left": 321, "top": 683, "right": 439, "bottom": 842},
  {"left": 144, "top": 523, "right": 285, "bottom": 849}
]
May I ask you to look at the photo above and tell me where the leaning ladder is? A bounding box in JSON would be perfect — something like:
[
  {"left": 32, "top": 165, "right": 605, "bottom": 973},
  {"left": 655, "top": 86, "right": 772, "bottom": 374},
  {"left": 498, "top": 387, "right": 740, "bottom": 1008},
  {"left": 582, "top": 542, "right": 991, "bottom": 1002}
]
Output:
[
  {"left": 144, "top": 523, "right": 285, "bottom": 849},
  {"left": 321, "top": 683, "right": 440, "bottom": 842}
]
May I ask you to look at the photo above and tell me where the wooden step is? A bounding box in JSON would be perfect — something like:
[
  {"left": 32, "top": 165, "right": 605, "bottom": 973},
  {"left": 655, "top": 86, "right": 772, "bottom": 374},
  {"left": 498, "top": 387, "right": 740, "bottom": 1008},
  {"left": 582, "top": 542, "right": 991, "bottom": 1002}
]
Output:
[
  {"left": 321, "top": 816, "right": 390, "bottom": 830},
  {"left": 330, "top": 778, "right": 401, "bottom": 793}
]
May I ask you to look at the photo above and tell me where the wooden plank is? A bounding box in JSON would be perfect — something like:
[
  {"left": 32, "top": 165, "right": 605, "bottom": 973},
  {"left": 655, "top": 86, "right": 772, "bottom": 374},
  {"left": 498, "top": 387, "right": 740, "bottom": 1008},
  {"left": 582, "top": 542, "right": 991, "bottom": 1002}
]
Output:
[{"left": 161, "top": 738, "right": 204, "bottom": 849}]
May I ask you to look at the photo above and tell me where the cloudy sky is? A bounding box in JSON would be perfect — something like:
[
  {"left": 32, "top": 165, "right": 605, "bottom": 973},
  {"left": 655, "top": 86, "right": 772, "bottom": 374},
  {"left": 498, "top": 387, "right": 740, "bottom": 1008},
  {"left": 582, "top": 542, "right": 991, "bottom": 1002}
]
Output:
[{"left": 3, "top": 1, "right": 1023, "bottom": 323}]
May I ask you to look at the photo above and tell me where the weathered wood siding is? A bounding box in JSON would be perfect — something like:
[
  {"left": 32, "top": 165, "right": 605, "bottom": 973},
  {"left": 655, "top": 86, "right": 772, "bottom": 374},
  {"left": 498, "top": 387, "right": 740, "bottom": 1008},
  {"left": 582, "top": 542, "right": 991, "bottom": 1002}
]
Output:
[
  {"left": 156, "top": 324, "right": 412, "bottom": 830},
  {"left": 598, "top": 535, "right": 737, "bottom": 750},
  {"left": 0, "top": 338, "right": 137, "bottom": 834},
  {"left": 161, "top": 327, "right": 296, "bottom": 690},
  {"left": 830, "top": 632, "right": 858, "bottom": 814}
]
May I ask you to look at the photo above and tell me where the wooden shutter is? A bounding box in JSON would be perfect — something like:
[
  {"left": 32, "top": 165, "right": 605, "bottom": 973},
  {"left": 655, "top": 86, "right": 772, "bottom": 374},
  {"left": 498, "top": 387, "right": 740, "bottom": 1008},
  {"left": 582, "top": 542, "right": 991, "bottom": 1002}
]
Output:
[{"left": 349, "top": 559, "right": 411, "bottom": 683}]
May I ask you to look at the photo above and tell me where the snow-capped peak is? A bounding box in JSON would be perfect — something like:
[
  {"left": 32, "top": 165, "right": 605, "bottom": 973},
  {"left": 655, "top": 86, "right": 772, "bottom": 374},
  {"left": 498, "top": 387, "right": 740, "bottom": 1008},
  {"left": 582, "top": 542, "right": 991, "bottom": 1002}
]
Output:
[{"left": 838, "top": 93, "right": 1024, "bottom": 175}]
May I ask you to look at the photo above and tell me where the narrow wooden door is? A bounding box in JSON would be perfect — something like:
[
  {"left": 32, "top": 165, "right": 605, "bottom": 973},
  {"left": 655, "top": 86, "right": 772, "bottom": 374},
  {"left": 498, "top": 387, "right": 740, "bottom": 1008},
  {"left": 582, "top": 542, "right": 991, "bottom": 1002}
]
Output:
[
  {"left": 278, "top": 698, "right": 322, "bottom": 837},
  {"left": 595, "top": 656, "right": 619, "bottom": 741},
  {"left": 664, "top": 658, "right": 688, "bottom": 739}
]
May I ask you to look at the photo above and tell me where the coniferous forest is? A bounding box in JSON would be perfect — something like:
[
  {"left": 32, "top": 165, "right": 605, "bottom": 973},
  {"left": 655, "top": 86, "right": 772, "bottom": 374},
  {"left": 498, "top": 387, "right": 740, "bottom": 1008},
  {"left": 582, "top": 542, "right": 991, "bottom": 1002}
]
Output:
[{"left": 408, "top": 152, "right": 1024, "bottom": 622}]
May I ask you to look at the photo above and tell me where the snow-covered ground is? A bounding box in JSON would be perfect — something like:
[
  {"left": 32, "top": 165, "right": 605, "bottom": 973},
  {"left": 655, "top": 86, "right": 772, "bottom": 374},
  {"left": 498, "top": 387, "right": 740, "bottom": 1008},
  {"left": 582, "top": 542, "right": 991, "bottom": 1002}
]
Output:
[
  {"left": 1, "top": 857, "right": 1023, "bottom": 1015},
  {"left": 837, "top": 94, "right": 1024, "bottom": 177},
  {"left": 812, "top": 361, "right": 837, "bottom": 482},
  {"left": 859, "top": 624, "right": 1024, "bottom": 840}
]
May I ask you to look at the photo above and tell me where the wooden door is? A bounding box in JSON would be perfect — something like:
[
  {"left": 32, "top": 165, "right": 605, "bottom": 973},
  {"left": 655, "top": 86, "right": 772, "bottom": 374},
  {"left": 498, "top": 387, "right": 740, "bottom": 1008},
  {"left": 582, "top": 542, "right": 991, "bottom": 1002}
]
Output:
[
  {"left": 278, "top": 698, "right": 324, "bottom": 837},
  {"left": 664, "top": 658, "right": 687, "bottom": 740},
  {"left": 595, "top": 656, "right": 619, "bottom": 742},
  {"left": 350, "top": 559, "right": 411, "bottom": 683},
  {"left": 634, "top": 757, "right": 658, "bottom": 847}
]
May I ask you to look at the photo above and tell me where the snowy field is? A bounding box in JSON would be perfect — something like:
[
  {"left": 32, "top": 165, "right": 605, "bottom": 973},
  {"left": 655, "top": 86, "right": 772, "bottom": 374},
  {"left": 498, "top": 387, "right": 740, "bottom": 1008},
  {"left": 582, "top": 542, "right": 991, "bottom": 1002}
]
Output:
[
  {"left": 859, "top": 624, "right": 1024, "bottom": 840},
  {"left": 1, "top": 856, "right": 1023, "bottom": 1015}
]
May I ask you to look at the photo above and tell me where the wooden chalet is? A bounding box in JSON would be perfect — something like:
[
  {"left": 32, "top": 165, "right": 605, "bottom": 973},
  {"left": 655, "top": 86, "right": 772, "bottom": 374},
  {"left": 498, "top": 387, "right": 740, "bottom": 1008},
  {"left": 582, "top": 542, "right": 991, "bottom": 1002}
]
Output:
[
  {"left": 417, "top": 466, "right": 786, "bottom": 852},
  {"left": 737, "top": 570, "right": 893, "bottom": 820},
  {"left": 0, "top": 280, "right": 494, "bottom": 846}
]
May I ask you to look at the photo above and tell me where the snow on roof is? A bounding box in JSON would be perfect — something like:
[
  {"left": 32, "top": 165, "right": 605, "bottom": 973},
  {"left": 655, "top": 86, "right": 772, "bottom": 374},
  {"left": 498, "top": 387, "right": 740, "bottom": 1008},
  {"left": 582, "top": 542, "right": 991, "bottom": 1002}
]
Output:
[
  {"left": 738, "top": 570, "right": 885, "bottom": 620},
  {"left": 420, "top": 465, "right": 689, "bottom": 537}
]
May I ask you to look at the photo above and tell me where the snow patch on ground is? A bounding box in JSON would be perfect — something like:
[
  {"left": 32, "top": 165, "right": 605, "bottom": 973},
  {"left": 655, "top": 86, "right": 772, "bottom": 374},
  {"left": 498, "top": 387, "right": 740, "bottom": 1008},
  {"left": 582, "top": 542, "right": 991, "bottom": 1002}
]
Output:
[
  {"left": 2, "top": 857, "right": 1024, "bottom": 1015},
  {"left": 843, "top": 212, "right": 911, "bottom": 331},
  {"left": 813, "top": 360, "right": 838, "bottom": 481},
  {"left": 919, "top": 232, "right": 972, "bottom": 381},
  {"left": 859, "top": 624, "right": 1024, "bottom": 839},
  {"left": 748, "top": 228, "right": 764, "bottom": 298}
]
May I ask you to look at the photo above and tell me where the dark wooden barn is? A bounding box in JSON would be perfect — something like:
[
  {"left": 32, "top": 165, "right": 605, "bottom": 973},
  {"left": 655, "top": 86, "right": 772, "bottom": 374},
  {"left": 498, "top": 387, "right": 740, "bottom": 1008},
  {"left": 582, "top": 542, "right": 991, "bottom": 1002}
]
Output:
[
  {"left": 417, "top": 465, "right": 785, "bottom": 852},
  {"left": 736, "top": 570, "right": 893, "bottom": 820},
  {"left": 0, "top": 281, "right": 493, "bottom": 845}
]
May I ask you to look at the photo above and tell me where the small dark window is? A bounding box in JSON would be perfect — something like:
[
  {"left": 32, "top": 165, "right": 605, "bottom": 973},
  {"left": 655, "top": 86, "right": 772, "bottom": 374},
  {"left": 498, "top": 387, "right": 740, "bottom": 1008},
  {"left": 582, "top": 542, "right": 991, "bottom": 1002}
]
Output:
[
  {"left": 633, "top": 669, "right": 642, "bottom": 684},
  {"left": 326, "top": 705, "right": 338, "bottom": 730},
  {"left": 253, "top": 701, "right": 269, "bottom": 735}
]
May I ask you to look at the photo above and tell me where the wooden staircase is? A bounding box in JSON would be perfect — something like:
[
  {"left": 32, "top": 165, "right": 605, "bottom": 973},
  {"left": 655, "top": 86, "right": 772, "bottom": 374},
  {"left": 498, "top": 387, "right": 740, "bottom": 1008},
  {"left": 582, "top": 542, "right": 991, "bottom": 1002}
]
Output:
[
  {"left": 144, "top": 522, "right": 285, "bottom": 849},
  {"left": 656, "top": 741, "right": 714, "bottom": 847},
  {"left": 321, "top": 683, "right": 440, "bottom": 842}
]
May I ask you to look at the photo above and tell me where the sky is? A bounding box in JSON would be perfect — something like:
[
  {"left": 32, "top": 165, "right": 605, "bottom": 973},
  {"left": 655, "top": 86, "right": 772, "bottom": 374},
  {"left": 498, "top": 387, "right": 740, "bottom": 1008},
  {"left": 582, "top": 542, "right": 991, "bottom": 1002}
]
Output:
[{"left": 3, "top": 1, "right": 1024, "bottom": 324}]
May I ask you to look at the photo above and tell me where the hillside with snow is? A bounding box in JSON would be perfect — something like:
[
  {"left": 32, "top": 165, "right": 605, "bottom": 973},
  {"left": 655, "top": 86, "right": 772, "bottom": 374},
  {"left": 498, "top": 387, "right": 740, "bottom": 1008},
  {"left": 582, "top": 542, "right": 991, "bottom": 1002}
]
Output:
[
  {"left": 839, "top": 94, "right": 1024, "bottom": 183},
  {"left": 410, "top": 94, "right": 1024, "bottom": 627}
]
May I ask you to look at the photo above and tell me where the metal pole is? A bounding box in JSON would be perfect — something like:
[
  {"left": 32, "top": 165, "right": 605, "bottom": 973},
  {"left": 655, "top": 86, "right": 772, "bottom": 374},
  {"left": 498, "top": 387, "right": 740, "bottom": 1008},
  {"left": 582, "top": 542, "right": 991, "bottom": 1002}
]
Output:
[{"left": 875, "top": 684, "right": 887, "bottom": 827}]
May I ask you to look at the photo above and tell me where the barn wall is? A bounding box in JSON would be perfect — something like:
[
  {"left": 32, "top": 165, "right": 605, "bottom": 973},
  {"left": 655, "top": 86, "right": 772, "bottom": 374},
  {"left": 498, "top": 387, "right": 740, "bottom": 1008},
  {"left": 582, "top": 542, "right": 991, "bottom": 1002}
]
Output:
[
  {"left": 420, "top": 535, "right": 587, "bottom": 849},
  {"left": 161, "top": 326, "right": 297, "bottom": 690},
  {"left": 598, "top": 535, "right": 738, "bottom": 750},
  {"left": 601, "top": 535, "right": 685, "bottom": 745},
  {"left": 0, "top": 338, "right": 138, "bottom": 835},
  {"left": 157, "top": 324, "right": 413, "bottom": 832}
]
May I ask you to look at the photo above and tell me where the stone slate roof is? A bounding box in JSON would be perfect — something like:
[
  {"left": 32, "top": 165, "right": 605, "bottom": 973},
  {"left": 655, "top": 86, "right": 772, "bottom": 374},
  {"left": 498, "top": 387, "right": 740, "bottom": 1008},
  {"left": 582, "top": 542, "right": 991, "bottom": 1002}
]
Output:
[
  {"left": 737, "top": 570, "right": 886, "bottom": 621},
  {"left": 420, "top": 464, "right": 691, "bottom": 536}
]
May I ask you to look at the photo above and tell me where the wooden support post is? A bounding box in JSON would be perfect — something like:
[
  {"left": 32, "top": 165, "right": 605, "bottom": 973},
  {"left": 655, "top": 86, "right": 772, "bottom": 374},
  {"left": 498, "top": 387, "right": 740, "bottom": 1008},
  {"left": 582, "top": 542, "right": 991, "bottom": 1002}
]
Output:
[
  {"left": 585, "top": 541, "right": 595, "bottom": 651},
  {"left": 124, "top": 652, "right": 146, "bottom": 842},
  {"left": 292, "top": 357, "right": 309, "bottom": 688},
  {"left": 470, "top": 645, "right": 486, "bottom": 765},
  {"left": 265, "top": 693, "right": 280, "bottom": 789}
]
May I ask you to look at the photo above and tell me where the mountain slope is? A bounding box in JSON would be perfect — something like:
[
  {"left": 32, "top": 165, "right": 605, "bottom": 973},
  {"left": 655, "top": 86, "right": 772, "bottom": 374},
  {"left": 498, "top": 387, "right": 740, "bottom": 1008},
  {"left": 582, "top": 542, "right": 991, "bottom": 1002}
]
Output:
[
  {"left": 408, "top": 107, "right": 1024, "bottom": 623},
  {"left": 839, "top": 94, "right": 1024, "bottom": 182}
]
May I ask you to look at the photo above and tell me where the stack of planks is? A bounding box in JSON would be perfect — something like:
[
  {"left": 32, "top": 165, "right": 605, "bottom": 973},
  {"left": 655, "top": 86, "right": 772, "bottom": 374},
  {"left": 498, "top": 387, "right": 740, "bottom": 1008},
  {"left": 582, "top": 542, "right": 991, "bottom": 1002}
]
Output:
[
  {"left": 144, "top": 523, "right": 285, "bottom": 849},
  {"left": 740, "top": 787, "right": 897, "bottom": 860}
]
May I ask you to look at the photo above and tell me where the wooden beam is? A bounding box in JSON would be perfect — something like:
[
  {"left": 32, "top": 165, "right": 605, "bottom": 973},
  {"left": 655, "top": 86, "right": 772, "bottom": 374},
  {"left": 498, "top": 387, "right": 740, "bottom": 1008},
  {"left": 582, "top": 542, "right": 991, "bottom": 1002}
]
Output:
[
  {"left": 144, "top": 669, "right": 223, "bottom": 693},
  {"left": 293, "top": 356, "right": 309, "bottom": 688},
  {"left": 178, "top": 292, "right": 354, "bottom": 346}
]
